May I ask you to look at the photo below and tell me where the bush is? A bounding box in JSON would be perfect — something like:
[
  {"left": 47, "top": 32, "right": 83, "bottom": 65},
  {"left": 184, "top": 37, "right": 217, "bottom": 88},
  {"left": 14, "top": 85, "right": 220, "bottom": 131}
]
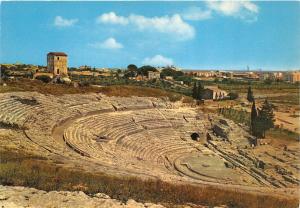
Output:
[
  {"left": 35, "top": 75, "right": 52, "bottom": 83},
  {"left": 79, "top": 81, "right": 90, "bottom": 87},
  {"left": 228, "top": 92, "right": 239, "bottom": 100}
]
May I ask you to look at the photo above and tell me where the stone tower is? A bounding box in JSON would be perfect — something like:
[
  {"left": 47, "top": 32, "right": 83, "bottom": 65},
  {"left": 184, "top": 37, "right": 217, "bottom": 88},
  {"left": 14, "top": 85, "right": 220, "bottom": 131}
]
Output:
[{"left": 47, "top": 52, "right": 68, "bottom": 76}]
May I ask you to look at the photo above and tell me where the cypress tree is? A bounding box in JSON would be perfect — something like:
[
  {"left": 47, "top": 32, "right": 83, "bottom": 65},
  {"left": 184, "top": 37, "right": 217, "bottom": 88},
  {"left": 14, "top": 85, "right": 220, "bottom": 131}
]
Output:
[
  {"left": 247, "top": 86, "right": 254, "bottom": 102},
  {"left": 197, "top": 82, "right": 204, "bottom": 100},
  {"left": 250, "top": 100, "right": 258, "bottom": 136},
  {"left": 192, "top": 82, "right": 197, "bottom": 99},
  {"left": 258, "top": 99, "right": 275, "bottom": 138}
]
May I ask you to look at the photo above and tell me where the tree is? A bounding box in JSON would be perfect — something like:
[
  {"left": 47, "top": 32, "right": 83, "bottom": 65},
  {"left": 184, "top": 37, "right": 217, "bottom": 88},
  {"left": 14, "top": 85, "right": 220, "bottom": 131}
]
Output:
[
  {"left": 196, "top": 82, "right": 204, "bottom": 100},
  {"left": 264, "top": 78, "right": 273, "bottom": 85},
  {"left": 250, "top": 100, "right": 260, "bottom": 137},
  {"left": 175, "top": 75, "right": 192, "bottom": 85},
  {"left": 160, "top": 67, "right": 184, "bottom": 79},
  {"left": 124, "top": 64, "right": 138, "bottom": 78},
  {"left": 257, "top": 99, "right": 275, "bottom": 137},
  {"left": 35, "top": 75, "right": 52, "bottom": 83},
  {"left": 191, "top": 81, "right": 204, "bottom": 100},
  {"left": 251, "top": 99, "right": 275, "bottom": 138},
  {"left": 228, "top": 92, "right": 239, "bottom": 100},
  {"left": 138, "top": 65, "right": 157, "bottom": 76},
  {"left": 247, "top": 86, "right": 254, "bottom": 102},
  {"left": 127, "top": 64, "right": 138, "bottom": 71},
  {"left": 192, "top": 82, "right": 197, "bottom": 99}
]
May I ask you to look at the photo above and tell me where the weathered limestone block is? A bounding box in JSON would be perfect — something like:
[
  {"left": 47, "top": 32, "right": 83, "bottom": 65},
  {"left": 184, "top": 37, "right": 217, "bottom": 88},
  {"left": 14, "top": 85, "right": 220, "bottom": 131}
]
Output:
[
  {"left": 219, "top": 119, "right": 229, "bottom": 126},
  {"left": 212, "top": 123, "right": 230, "bottom": 139}
]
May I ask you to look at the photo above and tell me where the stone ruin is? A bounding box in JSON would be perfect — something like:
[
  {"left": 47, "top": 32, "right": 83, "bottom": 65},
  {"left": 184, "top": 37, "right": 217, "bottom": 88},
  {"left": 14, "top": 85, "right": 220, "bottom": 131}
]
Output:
[{"left": 0, "top": 91, "right": 298, "bottom": 193}]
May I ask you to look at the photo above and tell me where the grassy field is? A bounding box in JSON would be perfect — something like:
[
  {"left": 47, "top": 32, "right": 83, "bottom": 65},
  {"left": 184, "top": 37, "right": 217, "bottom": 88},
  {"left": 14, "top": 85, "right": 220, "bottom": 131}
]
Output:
[
  {"left": 0, "top": 149, "right": 297, "bottom": 208},
  {"left": 0, "top": 79, "right": 190, "bottom": 102}
]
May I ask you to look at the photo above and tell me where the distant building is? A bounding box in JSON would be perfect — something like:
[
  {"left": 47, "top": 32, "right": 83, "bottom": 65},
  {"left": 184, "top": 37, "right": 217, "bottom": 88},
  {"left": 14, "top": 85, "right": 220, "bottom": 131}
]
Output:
[
  {"left": 136, "top": 75, "right": 147, "bottom": 81},
  {"left": 148, "top": 71, "right": 160, "bottom": 80},
  {"left": 47, "top": 52, "right": 68, "bottom": 76},
  {"left": 202, "top": 86, "right": 227, "bottom": 100},
  {"left": 233, "top": 73, "right": 248, "bottom": 79},
  {"left": 273, "top": 72, "right": 283, "bottom": 80},
  {"left": 226, "top": 72, "right": 233, "bottom": 79},
  {"left": 259, "top": 73, "right": 270, "bottom": 81},
  {"left": 258, "top": 72, "right": 283, "bottom": 81},
  {"left": 79, "top": 65, "right": 91, "bottom": 70},
  {"left": 69, "top": 70, "right": 100, "bottom": 77},
  {"left": 165, "top": 76, "right": 173, "bottom": 80},
  {"left": 194, "top": 71, "right": 216, "bottom": 78},
  {"left": 285, "top": 71, "right": 300, "bottom": 83},
  {"left": 247, "top": 72, "right": 259, "bottom": 80}
]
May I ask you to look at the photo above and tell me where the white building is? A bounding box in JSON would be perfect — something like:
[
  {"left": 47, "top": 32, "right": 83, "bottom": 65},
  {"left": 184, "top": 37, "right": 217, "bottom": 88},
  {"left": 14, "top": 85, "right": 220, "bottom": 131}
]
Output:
[{"left": 148, "top": 71, "right": 161, "bottom": 80}]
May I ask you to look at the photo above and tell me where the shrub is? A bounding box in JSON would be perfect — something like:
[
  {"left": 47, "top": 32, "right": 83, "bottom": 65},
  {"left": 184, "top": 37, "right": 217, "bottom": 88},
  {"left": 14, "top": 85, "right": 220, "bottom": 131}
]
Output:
[
  {"left": 35, "top": 75, "right": 52, "bottom": 83},
  {"left": 79, "top": 81, "right": 90, "bottom": 87},
  {"left": 228, "top": 92, "right": 239, "bottom": 100}
]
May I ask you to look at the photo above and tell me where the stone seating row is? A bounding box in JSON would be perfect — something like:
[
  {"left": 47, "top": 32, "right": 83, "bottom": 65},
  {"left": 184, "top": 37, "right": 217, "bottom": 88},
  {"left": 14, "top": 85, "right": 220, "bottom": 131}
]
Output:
[
  {"left": 0, "top": 101, "right": 40, "bottom": 125},
  {"left": 64, "top": 124, "right": 113, "bottom": 159}
]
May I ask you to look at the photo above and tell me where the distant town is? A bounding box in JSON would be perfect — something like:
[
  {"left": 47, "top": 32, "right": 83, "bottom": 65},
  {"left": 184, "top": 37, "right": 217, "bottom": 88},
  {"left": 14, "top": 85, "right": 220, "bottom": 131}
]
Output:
[
  {"left": 0, "top": 52, "right": 299, "bottom": 104},
  {"left": 1, "top": 52, "right": 299, "bottom": 85}
]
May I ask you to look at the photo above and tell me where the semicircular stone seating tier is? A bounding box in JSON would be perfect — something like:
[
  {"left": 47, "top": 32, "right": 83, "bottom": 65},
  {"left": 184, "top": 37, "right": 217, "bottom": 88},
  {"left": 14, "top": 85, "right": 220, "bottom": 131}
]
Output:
[
  {"left": 0, "top": 92, "right": 115, "bottom": 158},
  {"left": 63, "top": 108, "right": 208, "bottom": 173}
]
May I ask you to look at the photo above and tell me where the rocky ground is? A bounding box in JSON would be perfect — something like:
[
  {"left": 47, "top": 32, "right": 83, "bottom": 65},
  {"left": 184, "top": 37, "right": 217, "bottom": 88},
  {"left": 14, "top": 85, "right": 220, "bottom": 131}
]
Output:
[
  {"left": 0, "top": 186, "right": 228, "bottom": 208},
  {"left": 0, "top": 185, "right": 165, "bottom": 208}
]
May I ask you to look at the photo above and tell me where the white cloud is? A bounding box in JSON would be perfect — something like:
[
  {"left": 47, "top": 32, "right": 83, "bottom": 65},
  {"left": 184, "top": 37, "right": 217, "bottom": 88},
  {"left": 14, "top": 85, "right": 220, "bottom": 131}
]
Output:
[
  {"left": 96, "top": 12, "right": 195, "bottom": 40},
  {"left": 96, "top": 12, "right": 129, "bottom": 25},
  {"left": 182, "top": 7, "right": 212, "bottom": 21},
  {"left": 142, "top": 55, "right": 173, "bottom": 66},
  {"left": 54, "top": 16, "right": 78, "bottom": 27},
  {"left": 205, "top": 1, "right": 259, "bottom": 21},
  {"left": 130, "top": 14, "right": 195, "bottom": 40},
  {"left": 89, "top": 38, "right": 123, "bottom": 49}
]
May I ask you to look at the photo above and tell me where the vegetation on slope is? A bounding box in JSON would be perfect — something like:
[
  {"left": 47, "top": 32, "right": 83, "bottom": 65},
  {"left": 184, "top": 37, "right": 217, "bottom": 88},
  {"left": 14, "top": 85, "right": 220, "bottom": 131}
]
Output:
[
  {"left": 0, "top": 150, "right": 298, "bottom": 208},
  {"left": 0, "top": 79, "right": 190, "bottom": 102},
  {"left": 219, "top": 108, "right": 299, "bottom": 141}
]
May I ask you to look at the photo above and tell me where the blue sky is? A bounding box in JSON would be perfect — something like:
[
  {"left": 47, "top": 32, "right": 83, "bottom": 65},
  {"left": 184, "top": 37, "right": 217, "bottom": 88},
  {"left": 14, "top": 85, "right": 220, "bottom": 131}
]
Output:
[{"left": 1, "top": 1, "right": 300, "bottom": 70}]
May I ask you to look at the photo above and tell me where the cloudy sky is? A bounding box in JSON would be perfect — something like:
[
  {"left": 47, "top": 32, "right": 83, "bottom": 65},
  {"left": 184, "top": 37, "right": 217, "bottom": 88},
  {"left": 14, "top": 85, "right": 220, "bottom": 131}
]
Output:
[{"left": 1, "top": 1, "right": 300, "bottom": 70}]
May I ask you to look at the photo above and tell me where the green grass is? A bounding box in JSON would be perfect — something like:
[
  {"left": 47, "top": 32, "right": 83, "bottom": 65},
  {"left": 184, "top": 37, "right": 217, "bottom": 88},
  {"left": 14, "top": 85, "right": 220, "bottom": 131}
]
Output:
[{"left": 0, "top": 150, "right": 297, "bottom": 208}]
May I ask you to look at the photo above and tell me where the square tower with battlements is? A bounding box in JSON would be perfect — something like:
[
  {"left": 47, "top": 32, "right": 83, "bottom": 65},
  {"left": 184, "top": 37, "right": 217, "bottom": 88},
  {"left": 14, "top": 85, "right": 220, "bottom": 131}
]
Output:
[{"left": 47, "top": 52, "right": 68, "bottom": 76}]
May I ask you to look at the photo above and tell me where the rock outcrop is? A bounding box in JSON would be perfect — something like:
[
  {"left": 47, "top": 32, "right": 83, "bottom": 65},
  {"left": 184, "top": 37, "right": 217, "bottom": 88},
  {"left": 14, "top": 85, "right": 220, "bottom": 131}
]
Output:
[
  {"left": 0, "top": 186, "right": 231, "bottom": 208},
  {"left": 0, "top": 186, "right": 165, "bottom": 208},
  {"left": 212, "top": 123, "right": 230, "bottom": 139}
]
